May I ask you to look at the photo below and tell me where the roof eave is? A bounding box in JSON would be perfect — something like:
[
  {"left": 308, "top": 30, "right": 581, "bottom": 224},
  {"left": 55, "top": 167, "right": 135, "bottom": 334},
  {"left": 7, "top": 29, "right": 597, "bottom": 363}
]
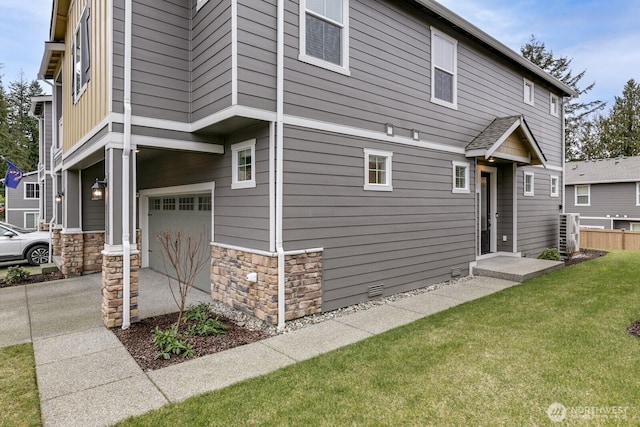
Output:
[{"left": 38, "top": 42, "right": 65, "bottom": 80}]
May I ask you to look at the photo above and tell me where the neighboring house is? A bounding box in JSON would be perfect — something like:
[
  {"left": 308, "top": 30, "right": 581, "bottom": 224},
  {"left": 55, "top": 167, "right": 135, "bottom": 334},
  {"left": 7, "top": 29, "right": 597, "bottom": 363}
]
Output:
[
  {"left": 565, "top": 157, "right": 640, "bottom": 230},
  {"left": 30, "top": 95, "right": 57, "bottom": 231},
  {"left": 37, "top": 0, "right": 576, "bottom": 328},
  {"left": 3, "top": 172, "right": 40, "bottom": 229}
]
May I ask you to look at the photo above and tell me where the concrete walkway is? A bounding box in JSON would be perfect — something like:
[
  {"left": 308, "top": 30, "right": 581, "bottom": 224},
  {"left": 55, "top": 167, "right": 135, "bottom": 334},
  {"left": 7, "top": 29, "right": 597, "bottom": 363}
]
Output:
[{"left": 1, "top": 272, "right": 520, "bottom": 427}]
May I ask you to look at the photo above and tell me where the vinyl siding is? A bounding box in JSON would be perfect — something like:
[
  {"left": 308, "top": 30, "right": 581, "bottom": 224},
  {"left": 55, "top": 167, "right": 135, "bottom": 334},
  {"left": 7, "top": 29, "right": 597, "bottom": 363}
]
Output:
[
  {"left": 82, "top": 161, "right": 106, "bottom": 231},
  {"left": 565, "top": 182, "right": 640, "bottom": 220},
  {"left": 282, "top": 0, "right": 563, "bottom": 166},
  {"left": 137, "top": 125, "right": 270, "bottom": 250},
  {"left": 496, "top": 164, "right": 514, "bottom": 252},
  {"left": 517, "top": 167, "right": 562, "bottom": 255},
  {"left": 282, "top": 126, "right": 475, "bottom": 311}
]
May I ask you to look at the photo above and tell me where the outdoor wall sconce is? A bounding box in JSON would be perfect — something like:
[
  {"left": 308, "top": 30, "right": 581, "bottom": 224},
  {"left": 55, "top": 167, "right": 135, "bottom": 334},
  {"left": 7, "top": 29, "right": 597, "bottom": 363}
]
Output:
[
  {"left": 55, "top": 192, "right": 64, "bottom": 203},
  {"left": 91, "top": 178, "right": 107, "bottom": 201}
]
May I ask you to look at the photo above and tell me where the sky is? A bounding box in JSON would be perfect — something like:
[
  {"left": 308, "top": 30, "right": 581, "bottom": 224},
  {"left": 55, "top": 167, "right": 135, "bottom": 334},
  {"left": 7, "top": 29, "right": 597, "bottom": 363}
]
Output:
[{"left": 0, "top": 0, "right": 639, "bottom": 111}]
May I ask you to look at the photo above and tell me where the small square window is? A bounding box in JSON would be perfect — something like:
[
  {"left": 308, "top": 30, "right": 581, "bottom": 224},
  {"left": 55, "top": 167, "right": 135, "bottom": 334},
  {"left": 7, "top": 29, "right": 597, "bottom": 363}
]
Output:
[
  {"left": 231, "top": 139, "right": 257, "bottom": 189},
  {"left": 452, "top": 161, "right": 470, "bottom": 194},
  {"left": 151, "top": 199, "right": 161, "bottom": 211},
  {"left": 179, "top": 197, "right": 194, "bottom": 211},
  {"left": 636, "top": 183, "right": 640, "bottom": 206},
  {"left": 363, "top": 148, "right": 392, "bottom": 191},
  {"left": 524, "top": 172, "right": 535, "bottom": 196},
  {"left": 575, "top": 185, "right": 590, "bottom": 206},
  {"left": 550, "top": 175, "right": 559, "bottom": 197},
  {"left": 199, "top": 195, "right": 212, "bottom": 211},
  {"left": 523, "top": 78, "right": 535, "bottom": 106},
  {"left": 163, "top": 198, "right": 176, "bottom": 211},
  {"left": 24, "top": 183, "right": 40, "bottom": 200},
  {"left": 550, "top": 93, "right": 560, "bottom": 117}
]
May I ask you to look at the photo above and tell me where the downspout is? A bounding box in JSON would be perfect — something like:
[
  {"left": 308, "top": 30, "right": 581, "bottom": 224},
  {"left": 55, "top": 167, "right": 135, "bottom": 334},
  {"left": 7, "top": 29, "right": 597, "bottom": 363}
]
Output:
[
  {"left": 276, "top": 0, "right": 285, "bottom": 331},
  {"left": 561, "top": 97, "right": 567, "bottom": 214},
  {"left": 43, "top": 80, "right": 57, "bottom": 263},
  {"left": 121, "top": 0, "right": 133, "bottom": 330}
]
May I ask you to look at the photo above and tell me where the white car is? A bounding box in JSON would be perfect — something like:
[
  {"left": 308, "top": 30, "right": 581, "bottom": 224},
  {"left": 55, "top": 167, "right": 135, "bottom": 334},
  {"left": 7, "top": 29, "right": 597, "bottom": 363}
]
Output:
[{"left": 0, "top": 222, "right": 51, "bottom": 265}]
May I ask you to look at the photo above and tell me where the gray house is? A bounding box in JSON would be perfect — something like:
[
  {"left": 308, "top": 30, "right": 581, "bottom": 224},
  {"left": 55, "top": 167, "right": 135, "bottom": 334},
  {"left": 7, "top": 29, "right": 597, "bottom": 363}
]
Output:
[
  {"left": 38, "top": 0, "right": 576, "bottom": 328},
  {"left": 565, "top": 157, "right": 640, "bottom": 230},
  {"left": 3, "top": 172, "right": 40, "bottom": 229},
  {"left": 30, "top": 95, "right": 56, "bottom": 231}
]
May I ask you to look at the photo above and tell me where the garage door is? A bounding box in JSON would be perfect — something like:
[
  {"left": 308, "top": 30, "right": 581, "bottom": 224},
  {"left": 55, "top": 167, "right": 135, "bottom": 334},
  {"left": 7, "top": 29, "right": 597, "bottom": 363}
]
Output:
[{"left": 147, "top": 194, "right": 212, "bottom": 293}]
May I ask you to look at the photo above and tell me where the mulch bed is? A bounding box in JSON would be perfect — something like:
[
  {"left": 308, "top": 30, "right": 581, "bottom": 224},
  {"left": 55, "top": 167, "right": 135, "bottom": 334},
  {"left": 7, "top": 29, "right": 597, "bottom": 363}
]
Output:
[
  {"left": 112, "top": 312, "right": 270, "bottom": 371},
  {"left": 0, "top": 271, "right": 65, "bottom": 288},
  {"left": 564, "top": 249, "right": 607, "bottom": 266}
]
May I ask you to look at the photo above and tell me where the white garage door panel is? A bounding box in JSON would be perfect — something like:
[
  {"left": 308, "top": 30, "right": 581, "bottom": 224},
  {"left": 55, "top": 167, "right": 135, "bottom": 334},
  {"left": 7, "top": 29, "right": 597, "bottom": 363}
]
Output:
[{"left": 148, "top": 194, "right": 212, "bottom": 293}]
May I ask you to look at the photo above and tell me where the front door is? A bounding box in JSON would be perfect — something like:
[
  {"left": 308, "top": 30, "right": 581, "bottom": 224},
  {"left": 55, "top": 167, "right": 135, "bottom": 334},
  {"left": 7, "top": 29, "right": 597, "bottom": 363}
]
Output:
[{"left": 480, "top": 172, "right": 491, "bottom": 254}]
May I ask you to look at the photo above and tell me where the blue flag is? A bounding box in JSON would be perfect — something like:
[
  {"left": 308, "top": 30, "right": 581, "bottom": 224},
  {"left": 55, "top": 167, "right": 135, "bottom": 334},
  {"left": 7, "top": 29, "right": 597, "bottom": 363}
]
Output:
[{"left": 3, "top": 159, "right": 24, "bottom": 189}]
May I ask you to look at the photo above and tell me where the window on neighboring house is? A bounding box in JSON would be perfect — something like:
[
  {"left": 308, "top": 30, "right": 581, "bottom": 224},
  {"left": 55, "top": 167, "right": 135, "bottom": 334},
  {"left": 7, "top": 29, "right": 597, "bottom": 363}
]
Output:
[
  {"left": 523, "top": 78, "right": 535, "bottom": 106},
  {"left": 431, "top": 27, "right": 458, "bottom": 109},
  {"left": 299, "top": 0, "right": 350, "bottom": 75},
  {"left": 231, "top": 140, "right": 256, "bottom": 189},
  {"left": 25, "top": 212, "right": 38, "bottom": 229},
  {"left": 25, "top": 183, "right": 40, "bottom": 200},
  {"left": 452, "top": 161, "right": 470, "bottom": 193},
  {"left": 575, "top": 185, "right": 590, "bottom": 206},
  {"left": 636, "top": 182, "right": 640, "bottom": 206},
  {"left": 524, "top": 172, "right": 534, "bottom": 196},
  {"left": 631, "top": 223, "right": 640, "bottom": 232},
  {"left": 550, "top": 175, "right": 559, "bottom": 197},
  {"left": 364, "top": 148, "right": 393, "bottom": 191},
  {"left": 550, "top": 93, "right": 560, "bottom": 117},
  {"left": 72, "top": 5, "right": 91, "bottom": 102}
]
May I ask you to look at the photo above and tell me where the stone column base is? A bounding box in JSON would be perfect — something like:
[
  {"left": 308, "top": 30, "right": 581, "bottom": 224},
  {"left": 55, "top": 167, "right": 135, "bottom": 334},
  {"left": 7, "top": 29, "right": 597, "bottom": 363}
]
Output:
[
  {"left": 60, "top": 232, "right": 84, "bottom": 276},
  {"left": 101, "top": 252, "right": 140, "bottom": 328},
  {"left": 52, "top": 228, "right": 62, "bottom": 257}
]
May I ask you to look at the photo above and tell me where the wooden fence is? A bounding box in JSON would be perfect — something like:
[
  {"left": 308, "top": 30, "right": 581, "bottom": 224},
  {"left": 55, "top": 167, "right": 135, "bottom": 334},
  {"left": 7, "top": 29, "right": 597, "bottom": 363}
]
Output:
[{"left": 580, "top": 229, "right": 640, "bottom": 251}]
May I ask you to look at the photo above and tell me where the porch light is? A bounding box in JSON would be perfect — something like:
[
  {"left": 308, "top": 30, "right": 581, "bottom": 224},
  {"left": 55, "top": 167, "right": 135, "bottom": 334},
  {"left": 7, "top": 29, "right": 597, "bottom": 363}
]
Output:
[
  {"left": 488, "top": 157, "right": 496, "bottom": 163},
  {"left": 91, "top": 178, "right": 107, "bottom": 201},
  {"left": 55, "top": 192, "right": 64, "bottom": 203}
]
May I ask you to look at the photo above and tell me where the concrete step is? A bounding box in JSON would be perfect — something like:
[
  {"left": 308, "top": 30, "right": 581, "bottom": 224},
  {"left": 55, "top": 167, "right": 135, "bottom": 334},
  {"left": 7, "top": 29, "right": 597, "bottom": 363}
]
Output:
[{"left": 473, "top": 256, "right": 564, "bottom": 282}]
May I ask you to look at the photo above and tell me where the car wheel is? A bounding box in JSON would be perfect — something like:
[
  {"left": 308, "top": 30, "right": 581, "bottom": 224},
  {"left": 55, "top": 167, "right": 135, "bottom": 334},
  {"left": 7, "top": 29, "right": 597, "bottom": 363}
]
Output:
[{"left": 26, "top": 245, "right": 49, "bottom": 265}]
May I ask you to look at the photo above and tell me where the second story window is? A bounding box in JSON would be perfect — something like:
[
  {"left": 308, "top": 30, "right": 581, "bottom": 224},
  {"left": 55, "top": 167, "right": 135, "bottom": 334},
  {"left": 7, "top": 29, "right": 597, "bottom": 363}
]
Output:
[
  {"left": 25, "top": 183, "right": 40, "bottom": 200},
  {"left": 299, "top": 0, "right": 350, "bottom": 75},
  {"left": 73, "top": 5, "right": 91, "bottom": 102},
  {"left": 523, "top": 78, "right": 535, "bottom": 106},
  {"left": 524, "top": 172, "right": 535, "bottom": 196},
  {"left": 550, "top": 93, "right": 560, "bottom": 117},
  {"left": 431, "top": 28, "right": 458, "bottom": 109},
  {"left": 575, "top": 185, "right": 590, "bottom": 206},
  {"left": 231, "top": 140, "right": 256, "bottom": 189}
]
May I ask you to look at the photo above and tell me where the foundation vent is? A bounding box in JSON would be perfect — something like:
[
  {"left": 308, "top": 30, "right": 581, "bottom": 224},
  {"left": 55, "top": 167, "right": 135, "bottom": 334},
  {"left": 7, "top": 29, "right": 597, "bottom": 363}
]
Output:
[
  {"left": 368, "top": 283, "right": 384, "bottom": 298},
  {"left": 451, "top": 267, "right": 462, "bottom": 278}
]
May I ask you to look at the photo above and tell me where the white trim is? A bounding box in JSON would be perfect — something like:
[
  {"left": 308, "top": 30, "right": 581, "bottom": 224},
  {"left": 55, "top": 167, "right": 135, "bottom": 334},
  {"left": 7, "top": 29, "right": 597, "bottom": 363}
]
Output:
[
  {"left": 139, "top": 182, "right": 215, "bottom": 268},
  {"left": 579, "top": 225, "right": 605, "bottom": 230},
  {"left": 534, "top": 164, "right": 562, "bottom": 172},
  {"left": 630, "top": 223, "right": 640, "bottom": 232},
  {"left": 211, "top": 241, "right": 323, "bottom": 258},
  {"left": 452, "top": 160, "right": 470, "bottom": 193},
  {"left": 567, "top": 178, "right": 640, "bottom": 185},
  {"left": 24, "top": 212, "right": 39, "bottom": 229},
  {"left": 636, "top": 182, "right": 640, "bottom": 206},
  {"left": 363, "top": 148, "right": 393, "bottom": 191},
  {"left": 5, "top": 208, "right": 39, "bottom": 211},
  {"left": 523, "top": 78, "right": 535, "bottom": 106},
  {"left": 107, "top": 0, "right": 113, "bottom": 114},
  {"left": 523, "top": 171, "right": 535, "bottom": 196},
  {"left": 574, "top": 184, "right": 590, "bottom": 206},
  {"left": 62, "top": 115, "right": 111, "bottom": 160},
  {"left": 512, "top": 163, "right": 518, "bottom": 253},
  {"left": 231, "top": 0, "right": 238, "bottom": 105},
  {"left": 269, "top": 122, "right": 276, "bottom": 252},
  {"left": 298, "top": 0, "right": 350, "bottom": 75},
  {"left": 430, "top": 27, "right": 458, "bottom": 110},
  {"left": 24, "top": 182, "right": 40, "bottom": 200},
  {"left": 550, "top": 175, "right": 559, "bottom": 197},
  {"left": 549, "top": 93, "right": 560, "bottom": 117},
  {"left": 231, "top": 139, "right": 257, "bottom": 189},
  {"left": 196, "top": 0, "right": 209, "bottom": 12},
  {"left": 131, "top": 135, "right": 224, "bottom": 154}
]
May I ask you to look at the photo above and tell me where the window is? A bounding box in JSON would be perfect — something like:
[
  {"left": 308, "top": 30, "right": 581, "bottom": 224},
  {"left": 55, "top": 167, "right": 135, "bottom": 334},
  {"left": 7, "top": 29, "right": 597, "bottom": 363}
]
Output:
[
  {"left": 523, "top": 78, "right": 535, "bottom": 106},
  {"left": 452, "top": 161, "right": 470, "bottom": 193},
  {"left": 299, "top": 0, "right": 350, "bottom": 75},
  {"left": 72, "top": 5, "right": 91, "bottom": 102},
  {"left": 24, "top": 212, "right": 38, "bottom": 230},
  {"left": 631, "top": 223, "right": 640, "bottom": 232},
  {"left": 575, "top": 185, "right": 590, "bottom": 206},
  {"left": 231, "top": 139, "right": 256, "bottom": 189},
  {"left": 151, "top": 199, "right": 161, "bottom": 211},
  {"left": 363, "top": 148, "right": 392, "bottom": 191},
  {"left": 179, "top": 197, "right": 194, "bottom": 211},
  {"left": 199, "top": 195, "right": 212, "bottom": 211},
  {"left": 163, "top": 197, "right": 175, "bottom": 211},
  {"left": 431, "top": 28, "right": 458, "bottom": 109},
  {"left": 636, "top": 182, "right": 640, "bottom": 206},
  {"left": 24, "top": 183, "right": 40, "bottom": 200},
  {"left": 550, "top": 175, "right": 559, "bottom": 197},
  {"left": 524, "top": 172, "right": 534, "bottom": 196},
  {"left": 550, "top": 93, "right": 560, "bottom": 117}
]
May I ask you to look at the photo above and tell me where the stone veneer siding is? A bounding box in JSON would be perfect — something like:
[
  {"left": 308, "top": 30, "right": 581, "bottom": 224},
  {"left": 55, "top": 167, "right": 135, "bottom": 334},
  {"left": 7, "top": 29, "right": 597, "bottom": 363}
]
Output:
[
  {"left": 59, "top": 231, "right": 105, "bottom": 276},
  {"left": 52, "top": 228, "right": 61, "bottom": 257},
  {"left": 211, "top": 245, "right": 323, "bottom": 324},
  {"left": 101, "top": 252, "right": 140, "bottom": 328},
  {"left": 83, "top": 233, "right": 105, "bottom": 273}
]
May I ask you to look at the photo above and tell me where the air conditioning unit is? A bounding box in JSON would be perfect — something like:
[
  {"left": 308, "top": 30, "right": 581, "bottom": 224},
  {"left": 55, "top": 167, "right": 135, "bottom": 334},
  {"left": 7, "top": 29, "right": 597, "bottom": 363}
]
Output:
[{"left": 559, "top": 213, "right": 580, "bottom": 257}]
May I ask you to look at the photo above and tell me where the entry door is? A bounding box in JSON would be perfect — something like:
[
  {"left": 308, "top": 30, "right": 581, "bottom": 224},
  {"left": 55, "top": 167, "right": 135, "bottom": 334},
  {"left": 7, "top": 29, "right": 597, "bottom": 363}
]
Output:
[{"left": 480, "top": 172, "right": 491, "bottom": 254}]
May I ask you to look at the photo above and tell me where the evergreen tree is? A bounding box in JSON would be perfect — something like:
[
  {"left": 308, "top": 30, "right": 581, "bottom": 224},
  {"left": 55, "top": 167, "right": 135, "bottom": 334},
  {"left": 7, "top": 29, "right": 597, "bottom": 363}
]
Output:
[
  {"left": 6, "top": 72, "right": 43, "bottom": 172},
  {"left": 599, "top": 79, "right": 640, "bottom": 157},
  {"left": 521, "top": 35, "right": 606, "bottom": 160}
]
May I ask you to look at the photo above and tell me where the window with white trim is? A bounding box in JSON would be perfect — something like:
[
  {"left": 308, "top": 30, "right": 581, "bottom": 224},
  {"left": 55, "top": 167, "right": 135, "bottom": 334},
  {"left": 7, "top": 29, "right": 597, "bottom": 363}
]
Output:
[
  {"left": 299, "top": 0, "right": 350, "bottom": 75},
  {"left": 631, "top": 223, "right": 640, "bottom": 232},
  {"left": 575, "top": 185, "right": 590, "bottom": 206},
  {"left": 231, "top": 139, "right": 256, "bottom": 189},
  {"left": 550, "top": 93, "right": 560, "bottom": 117},
  {"left": 524, "top": 172, "right": 534, "bottom": 196},
  {"left": 550, "top": 175, "right": 559, "bottom": 197},
  {"left": 431, "top": 27, "right": 458, "bottom": 109},
  {"left": 72, "top": 5, "right": 91, "bottom": 102},
  {"left": 24, "top": 183, "right": 40, "bottom": 200},
  {"left": 523, "top": 78, "right": 535, "bottom": 106},
  {"left": 24, "top": 212, "right": 38, "bottom": 229},
  {"left": 636, "top": 182, "right": 640, "bottom": 206},
  {"left": 364, "top": 148, "right": 392, "bottom": 191},
  {"left": 452, "top": 161, "right": 469, "bottom": 193}
]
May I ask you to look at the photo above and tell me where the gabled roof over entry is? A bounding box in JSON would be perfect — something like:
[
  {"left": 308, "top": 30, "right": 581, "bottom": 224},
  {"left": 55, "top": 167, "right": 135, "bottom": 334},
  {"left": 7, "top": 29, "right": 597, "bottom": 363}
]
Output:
[{"left": 465, "top": 115, "right": 547, "bottom": 167}]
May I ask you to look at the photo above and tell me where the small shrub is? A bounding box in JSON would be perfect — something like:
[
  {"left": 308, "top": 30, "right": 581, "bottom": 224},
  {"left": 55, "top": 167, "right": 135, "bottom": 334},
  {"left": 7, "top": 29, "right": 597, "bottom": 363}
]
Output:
[
  {"left": 538, "top": 248, "right": 560, "bottom": 261},
  {"left": 187, "top": 318, "right": 229, "bottom": 337},
  {"left": 5, "top": 266, "right": 30, "bottom": 284},
  {"left": 152, "top": 325, "right": 194, "bottom": 360},
  {"left": 183, "top": 302, "right": 212, "bottom": 322}
]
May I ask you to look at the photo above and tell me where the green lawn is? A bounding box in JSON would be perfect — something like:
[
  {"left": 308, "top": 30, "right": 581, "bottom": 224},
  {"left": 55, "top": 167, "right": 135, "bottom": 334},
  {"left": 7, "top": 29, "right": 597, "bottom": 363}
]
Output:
[
  {"left": 0, "top": 343, "right": 41, "bottom": 427},
  {"left": 117, "top": 251, "right": 640, "bottom": 426}
]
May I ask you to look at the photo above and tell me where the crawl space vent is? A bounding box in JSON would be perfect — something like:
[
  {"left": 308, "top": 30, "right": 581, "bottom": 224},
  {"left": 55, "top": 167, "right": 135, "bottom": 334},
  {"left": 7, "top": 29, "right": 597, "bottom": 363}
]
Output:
[
  {"left": 368, "top": 283, "right": 384, "bottom": 299},
  {"left": 451, "top": 267, "right": 461, "bottom": 278}
]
